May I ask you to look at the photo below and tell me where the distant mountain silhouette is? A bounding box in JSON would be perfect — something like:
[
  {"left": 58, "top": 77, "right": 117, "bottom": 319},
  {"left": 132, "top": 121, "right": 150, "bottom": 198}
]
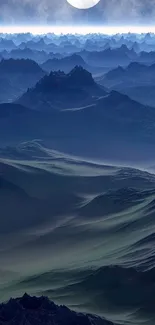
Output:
[
  {"left": 99, "top": 62, "right": 154, "bottom": 87},
  {"left": 0, "top": 58, "right": 44, "bottom": 74},
  {"left": 19, "top": 38, "right": 50, "bottom": 51},
  {"left": 131, "top": 41, "right": 141, "bottom": 53},
  {"left": 19, "top": 38, "right": 80, "bottom": 53},
  {"left": 41, "top": 54, "right": 107, "bottom": 74},
  {"left": 80, "top": 45, "right": 137, "bottom": 68},
  {"left": 0, "top": 38, "right": 16, "bottom": 51},
  {"left": 1, "top": 90, "right": 155, "bottom": 161},
  {"left": 0, "top": 59, "right": 46, "bottom": 102},
  {"left": 98, "top": 62, "right": 155, "bottom": 106},
  {"left": 17, "top": 66, "right": 107, "bottom": 110},
  {"left": 138, "top": 51, "right": 155, "bottom": 64},
  {"left": 1, "top": 48, "right": 62, "bottom": 64},
  {"left": 41, "top": 54, "right": 87, "bottom": 73}
]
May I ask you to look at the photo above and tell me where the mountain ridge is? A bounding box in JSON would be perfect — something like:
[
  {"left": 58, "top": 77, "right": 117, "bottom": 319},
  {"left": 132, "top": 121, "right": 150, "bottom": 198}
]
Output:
[
  {"left": 0, "top": 58, "right": 46, "bottom": 103},
  {"left": 98, "top": 61, "right": 155, "bottom": 106},
  {"left": 0, "top": 293, "right": 116, "bottom": 325},
  {"left": 17, "top": 66, "right": 107, "bottom": 110}
]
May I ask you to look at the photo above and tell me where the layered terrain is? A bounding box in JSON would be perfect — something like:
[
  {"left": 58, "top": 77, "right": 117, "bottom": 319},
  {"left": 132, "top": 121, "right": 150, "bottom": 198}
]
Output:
[
  {"left": 0, "top": 32, "right": 155, "bottom": 325},
  {"left": 0, "top": 141, "right": 155, "bottom": 324}
]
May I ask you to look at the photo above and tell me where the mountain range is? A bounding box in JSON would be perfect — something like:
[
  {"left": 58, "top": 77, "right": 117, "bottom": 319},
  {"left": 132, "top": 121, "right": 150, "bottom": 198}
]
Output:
[
  {"left": 41, "top": 54, "right": 107, "bottom": 75},
  {"left": 98, "top": 62, "right": 155, "bottom": 107},
  {"left": 0, "top": 67, "right": 153, "bottom": 161},
  {"left": 79, "top": 45, "right": 137, "bottom": 68},
  {"left": 17, "top": 66, "right": 107, "bottom": 110},
  {"left": 0, "top": 294, "right": 115, "bottom": 325},
  {"left": 0, "top": 59, "right": 45, "bottom": 102},
  {"left": 0, "top": 64, "right": 154, "bottom": 161},
  {"left": 0, "top": 48, "right": 63, "bottom": 64},
  {"left": 1, "top": 32, "right": 155, "bottom": 325}
]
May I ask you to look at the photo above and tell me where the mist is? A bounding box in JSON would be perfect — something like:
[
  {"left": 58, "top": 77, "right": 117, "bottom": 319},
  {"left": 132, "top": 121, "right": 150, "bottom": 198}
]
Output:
[{"left": 1, "top": 0, "right": 155, "bottom": 26}]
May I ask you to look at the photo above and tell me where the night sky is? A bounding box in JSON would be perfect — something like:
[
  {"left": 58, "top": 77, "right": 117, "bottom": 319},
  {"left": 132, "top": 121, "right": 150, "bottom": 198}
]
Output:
[{"left": 0, "top": 0, "right": 155, "bottom": 26}]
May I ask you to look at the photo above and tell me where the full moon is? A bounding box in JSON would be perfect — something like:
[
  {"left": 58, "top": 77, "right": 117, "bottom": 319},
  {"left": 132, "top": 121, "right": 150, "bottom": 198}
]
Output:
[{"left": 67, "top": 0, "right": 100, "bottom": 9}]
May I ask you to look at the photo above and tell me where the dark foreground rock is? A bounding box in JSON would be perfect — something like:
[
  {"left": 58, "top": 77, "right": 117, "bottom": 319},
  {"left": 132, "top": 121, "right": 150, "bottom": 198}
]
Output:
[{"left": 0, "top": 293, "right": 116, "bottom": 325}]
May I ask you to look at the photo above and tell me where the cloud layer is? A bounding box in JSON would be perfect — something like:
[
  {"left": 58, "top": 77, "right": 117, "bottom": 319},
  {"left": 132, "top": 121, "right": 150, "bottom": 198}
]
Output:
[{"left": 0, "top": 0, "right": 155, "bottom": 25}]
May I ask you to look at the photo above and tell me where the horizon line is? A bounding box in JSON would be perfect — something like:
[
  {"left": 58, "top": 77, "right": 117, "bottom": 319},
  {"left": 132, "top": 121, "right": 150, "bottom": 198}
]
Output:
[{"left": 1, "top": 25, "right": 155, "bottom": 35}]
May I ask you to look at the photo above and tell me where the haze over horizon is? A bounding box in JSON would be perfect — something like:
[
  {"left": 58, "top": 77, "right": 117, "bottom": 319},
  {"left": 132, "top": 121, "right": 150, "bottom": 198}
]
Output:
[{"left": 2, "top": 25, "right": 155, "bottom": 35}]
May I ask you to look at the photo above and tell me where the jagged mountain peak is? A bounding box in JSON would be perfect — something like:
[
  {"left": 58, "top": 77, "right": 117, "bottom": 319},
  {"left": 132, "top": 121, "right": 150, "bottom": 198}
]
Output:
[
  {"left": 68, "top": 65, "right": 95, "bottom": 85},
  {"left": 0, "top": 294, "right": 115, "bottom": 325},
  {"left": 33, "top": 66, "right": 95, "bottom": 93}
]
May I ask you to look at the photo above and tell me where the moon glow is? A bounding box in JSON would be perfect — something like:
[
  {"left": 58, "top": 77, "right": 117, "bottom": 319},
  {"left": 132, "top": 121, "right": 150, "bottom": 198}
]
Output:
[{"left": 67, "top": 0, "right": 101, "bottom": 9}]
